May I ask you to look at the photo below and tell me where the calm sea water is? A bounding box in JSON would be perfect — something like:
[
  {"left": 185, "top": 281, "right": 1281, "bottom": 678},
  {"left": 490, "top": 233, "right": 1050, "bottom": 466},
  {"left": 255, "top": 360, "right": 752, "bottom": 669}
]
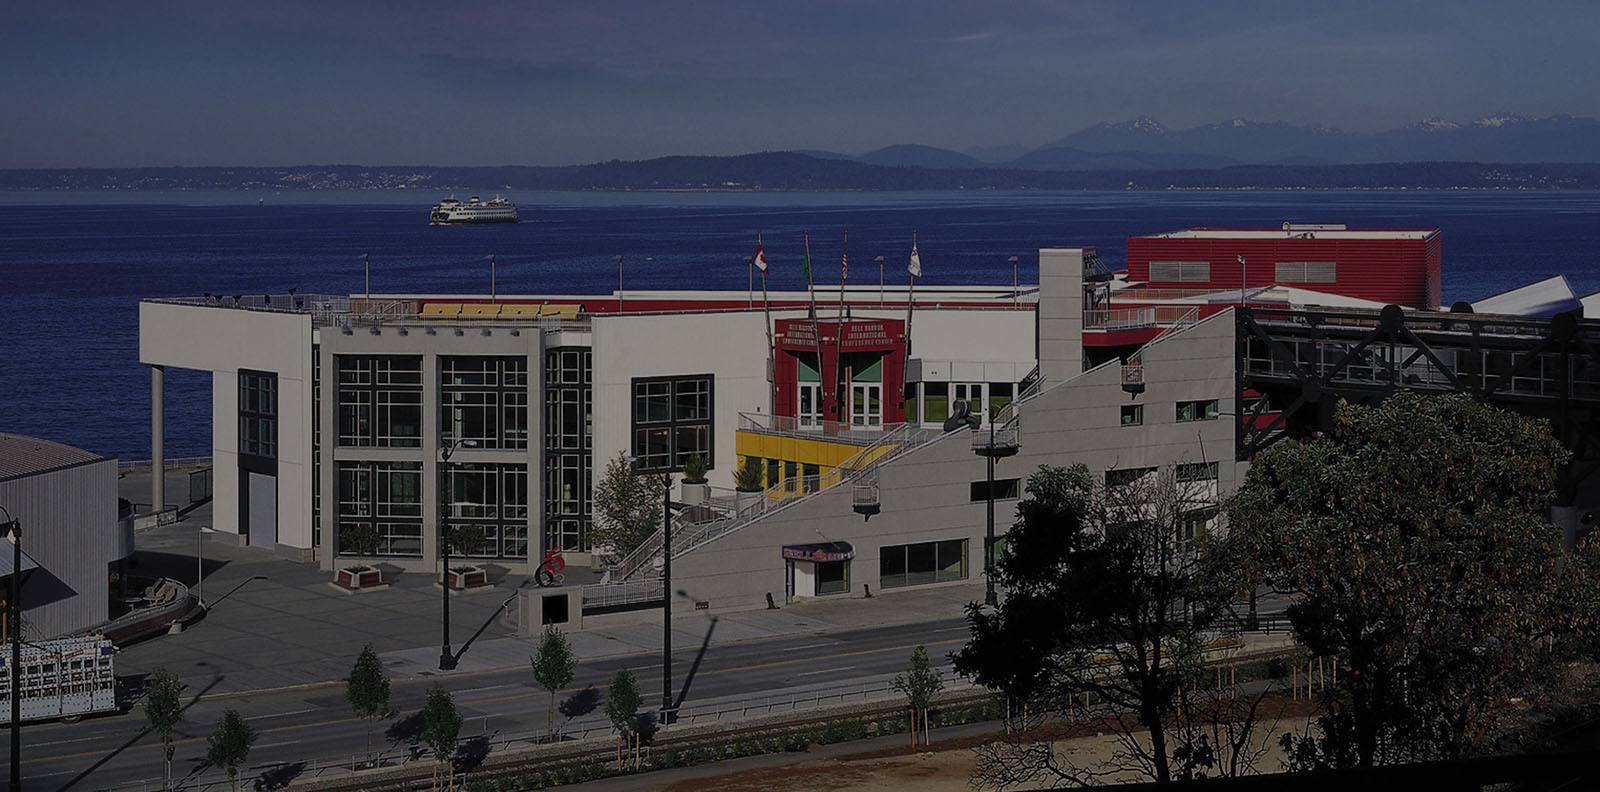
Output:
[{"left": 4, "top": 189, "right": 1599, "bottom": 461}]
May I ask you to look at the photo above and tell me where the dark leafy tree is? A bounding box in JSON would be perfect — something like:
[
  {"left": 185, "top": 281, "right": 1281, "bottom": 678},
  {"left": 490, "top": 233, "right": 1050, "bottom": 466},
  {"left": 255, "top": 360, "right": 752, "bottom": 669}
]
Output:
[
  {"left": 954, "top": 462, "right": 1250, "bottom": 786},
  {"left": 606, "top": 667, "right": 643, "bottom": 768},
  {"left": 420, "top": 684, "right": 463, "bottom": 792},
  {"left": 1227, "top": 392, "right": 1600, "bottom": 768},
  {"left": 143, "top": 667, "right": 183, "bottom": 791},
  {"left": 205, "top": 708, "right": 256, "bottom": 792},
  {"left": 531, "top": 625, "right": 577, "bottom": 738},
  {"left": 591, "top": 452, "right": 663, "bottom": 559},
  {"left": 346, "top": 643, "right": 392, "bottom": 757}
]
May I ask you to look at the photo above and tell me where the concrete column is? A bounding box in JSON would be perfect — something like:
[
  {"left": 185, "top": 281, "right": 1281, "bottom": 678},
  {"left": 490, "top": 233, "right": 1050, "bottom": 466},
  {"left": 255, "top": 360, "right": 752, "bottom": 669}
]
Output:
[{"left": 152, "top": 364, "right": 165, "bottom": 514}]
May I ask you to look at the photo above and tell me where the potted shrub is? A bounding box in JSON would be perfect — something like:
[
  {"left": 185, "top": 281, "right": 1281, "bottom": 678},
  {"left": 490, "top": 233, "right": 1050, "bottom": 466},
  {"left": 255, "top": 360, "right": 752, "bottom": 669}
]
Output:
[
  {"left": 440, "top": 526, "right": 490, "bottom": 590},
  {"left": 680, "top": 454, "right": 710, "bottom": 509},
  {"left": 734, "top": 456, "right": 766, "bottom": 517},
  {"left": 335, "top": 524, "right": 386, "bottom": 591}
]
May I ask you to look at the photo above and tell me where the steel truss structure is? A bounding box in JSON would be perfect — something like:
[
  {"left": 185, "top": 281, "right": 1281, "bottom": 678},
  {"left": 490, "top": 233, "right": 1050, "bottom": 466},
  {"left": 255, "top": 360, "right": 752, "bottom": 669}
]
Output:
[{"left": 1236, "top": 304, "right": 1600, "bottom": 505}]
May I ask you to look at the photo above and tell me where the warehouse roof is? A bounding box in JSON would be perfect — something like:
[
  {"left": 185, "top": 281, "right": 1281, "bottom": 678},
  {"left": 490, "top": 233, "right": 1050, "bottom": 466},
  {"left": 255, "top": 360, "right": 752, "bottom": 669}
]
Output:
[{"left": 0, "top": 434, "right": 108, "bottom": 482}]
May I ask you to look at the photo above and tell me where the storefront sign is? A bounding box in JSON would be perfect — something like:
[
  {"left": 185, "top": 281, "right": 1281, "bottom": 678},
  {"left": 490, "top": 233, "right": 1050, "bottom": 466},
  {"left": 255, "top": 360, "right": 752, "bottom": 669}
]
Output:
[{"left": 781, "top": 542, "right": 855, "bottom": 563}]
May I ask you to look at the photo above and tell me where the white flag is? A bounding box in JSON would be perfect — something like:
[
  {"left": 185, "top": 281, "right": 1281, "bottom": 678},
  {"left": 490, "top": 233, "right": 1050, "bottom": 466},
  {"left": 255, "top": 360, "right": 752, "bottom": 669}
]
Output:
[{"left": 908, "top": 244, "right": 922, "bottom": 278}]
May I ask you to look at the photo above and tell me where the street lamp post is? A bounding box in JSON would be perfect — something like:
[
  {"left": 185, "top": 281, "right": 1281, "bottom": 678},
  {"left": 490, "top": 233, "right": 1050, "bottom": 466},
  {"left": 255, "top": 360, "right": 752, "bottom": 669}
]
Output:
[
  {"left": 438, "top": 438, "right": 477, "bottom": 671},
  {"left": 972, "top": 417, "right": 1018, "bottom": 608},
  {"left": 660, "top": 471, "right": 674, "bottom": 723},
  {"left": 3, "top": 507, "right": 21, "bottom": 792},
  {"left": 195, "top": 524, "right": 217, "bottom": 608}
]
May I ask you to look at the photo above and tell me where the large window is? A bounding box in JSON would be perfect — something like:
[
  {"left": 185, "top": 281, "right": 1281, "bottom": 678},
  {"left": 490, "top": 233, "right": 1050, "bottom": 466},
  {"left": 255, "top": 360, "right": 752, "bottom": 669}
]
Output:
[
  {"left": 337, "top": 356, "right": 422, "bottom": 447},
  {"left": 1149, "top": 261, "right": 1211, "bottom": 282},
  {"left": 544, "top": 348, "right": 592, "bottom": 552},
  {"left": 631, "top": 374, "right": 713, "bottom": 471},
  {"left": 880, "top": 539, "right": 967, "bottom": 589},
  {"left": 445, "top": 463, "right": 530, "bottom": 559},
  {"left": 1275, "top": 261, "right": 1337, "bottom": 283},
  {"left": 1176, "top": 399, "right": 1220, "bottom": 422},
  {"left": 441, "top": 356, "right": 529, "bottom": 449},
  {"left": 238, "top": 370, "right": 277, "bottom": 459},
  {"left": 815, "top": 561, "right": 849, "bottom": 596},
  {"left": 969, "top": 478, "right": 1020, "bottom": 502},
  {"left": 337, "top": 461, "right": 423, "bottom": 556},
  {"left": 1106, "top": 466, "right": 1158, "bottom": 488}
]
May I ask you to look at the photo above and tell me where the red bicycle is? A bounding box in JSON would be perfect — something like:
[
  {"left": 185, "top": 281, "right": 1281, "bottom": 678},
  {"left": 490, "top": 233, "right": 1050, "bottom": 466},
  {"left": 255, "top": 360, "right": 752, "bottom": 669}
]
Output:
[{"left": 536, "top": 546, "right": 567, "bottom": 587}]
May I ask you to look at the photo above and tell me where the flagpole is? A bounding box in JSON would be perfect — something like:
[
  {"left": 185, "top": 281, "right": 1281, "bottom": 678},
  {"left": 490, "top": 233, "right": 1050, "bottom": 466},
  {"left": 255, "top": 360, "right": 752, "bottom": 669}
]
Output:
[
  {"left": 489, "top": 253, "right": 497, "bottom": 302},
  {"left": 748, "top": 253, "right": 754, "bottom": 310},
  {"left": 363, "top": 252, "right": 370, "bottom": 304},
  {"left": 835, "top": 233, "right": 849, "bottom": 424},
  {"left": 877, "top": 255, "right": 885, "bottom": 307},
  {"left": 617, "top": 254, "right": 623, "bottom": 313},
  {"left": 906, "top": 232, "right": 919, "bottom": 360},
  {"left": 757, "top": 233, "right": 775, "bottom": 416},
  {"left": 805, "top": 232, "right": 826, "bottom": 422}
]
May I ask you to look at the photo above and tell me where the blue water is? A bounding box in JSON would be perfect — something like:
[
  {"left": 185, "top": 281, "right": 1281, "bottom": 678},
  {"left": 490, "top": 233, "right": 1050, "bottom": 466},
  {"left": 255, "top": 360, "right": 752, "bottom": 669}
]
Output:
[{"left": 4, "top": 189, "right": 1599, "bottom": 462}]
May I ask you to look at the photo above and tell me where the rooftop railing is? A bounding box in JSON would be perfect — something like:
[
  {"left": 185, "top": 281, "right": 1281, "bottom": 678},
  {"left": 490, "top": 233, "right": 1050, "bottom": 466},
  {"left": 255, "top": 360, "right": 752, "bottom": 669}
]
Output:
[{"left": 736, "top": 413, "right": 891, "bottom": 445}]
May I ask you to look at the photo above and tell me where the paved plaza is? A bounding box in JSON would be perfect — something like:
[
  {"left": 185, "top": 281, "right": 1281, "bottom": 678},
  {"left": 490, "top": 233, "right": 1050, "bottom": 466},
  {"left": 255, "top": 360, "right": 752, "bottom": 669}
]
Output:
[{"left": 115, "top": 468, "right": 995, "bottom": 698}]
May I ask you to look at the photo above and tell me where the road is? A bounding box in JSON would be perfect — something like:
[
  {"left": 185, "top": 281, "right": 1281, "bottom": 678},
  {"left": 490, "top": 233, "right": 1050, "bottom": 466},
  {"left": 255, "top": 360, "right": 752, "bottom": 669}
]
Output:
[{"left": 6, "top": 616, "right": 972, "bottom": 791}]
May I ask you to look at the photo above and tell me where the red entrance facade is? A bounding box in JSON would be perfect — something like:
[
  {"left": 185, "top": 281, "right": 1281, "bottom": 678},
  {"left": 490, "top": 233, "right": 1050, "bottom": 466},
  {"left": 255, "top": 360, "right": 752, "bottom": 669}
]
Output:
[{"left": 774, "top": 317, "right": 907, "bottom": 425}]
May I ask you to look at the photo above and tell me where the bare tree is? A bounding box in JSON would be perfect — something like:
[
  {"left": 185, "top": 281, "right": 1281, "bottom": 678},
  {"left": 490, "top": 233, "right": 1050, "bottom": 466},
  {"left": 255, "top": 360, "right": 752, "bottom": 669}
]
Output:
[{"left": 957, "top": 462, "right": 1268, "bottom": 786}]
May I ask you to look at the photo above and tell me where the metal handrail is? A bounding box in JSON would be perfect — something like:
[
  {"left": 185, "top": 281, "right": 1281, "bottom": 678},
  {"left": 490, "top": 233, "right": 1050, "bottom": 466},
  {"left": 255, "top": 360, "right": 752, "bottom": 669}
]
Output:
[{"left": 736, "top": 413, "right": 890, "bottom": 445}]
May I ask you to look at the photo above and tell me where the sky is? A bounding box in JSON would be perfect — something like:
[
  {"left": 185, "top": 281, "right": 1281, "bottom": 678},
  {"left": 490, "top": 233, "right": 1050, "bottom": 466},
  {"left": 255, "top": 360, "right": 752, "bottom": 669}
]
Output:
[{"left": 4, "top": 0, "right": 1598, "bottom": 168}]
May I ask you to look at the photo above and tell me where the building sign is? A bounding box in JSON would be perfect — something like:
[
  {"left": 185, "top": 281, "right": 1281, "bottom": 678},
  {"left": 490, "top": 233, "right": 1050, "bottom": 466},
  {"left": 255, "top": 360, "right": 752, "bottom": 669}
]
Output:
[{"left": 781, "top": 542, "right": 855, "bottom": 563}]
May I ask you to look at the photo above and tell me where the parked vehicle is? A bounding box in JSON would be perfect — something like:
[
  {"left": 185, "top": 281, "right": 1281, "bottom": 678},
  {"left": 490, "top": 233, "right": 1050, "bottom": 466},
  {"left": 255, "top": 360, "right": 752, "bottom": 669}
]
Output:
[{"left": 0, "top": 636, "right": 117, "bottom": 723}]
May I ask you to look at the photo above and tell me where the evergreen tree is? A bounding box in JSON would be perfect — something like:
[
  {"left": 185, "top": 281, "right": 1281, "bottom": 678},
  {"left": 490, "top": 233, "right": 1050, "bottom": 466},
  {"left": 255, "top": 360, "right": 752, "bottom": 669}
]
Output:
[
  {"left": 531, "top": 625, "right": 578, "bottom": 738},
  {"left": 346, "top": 643, "right": 392, "bottom": 757},
  {"left": 205, "top": 708, "right": 256, "bottom": 792},
  {"left": 892, "top": 644, "right": 944, "bottom": 745},
  {"left": 143, "top": 667, "right": 183, "bottom": 791},
  {"left": 420, "top": 684, "right": 463, "bottom": 792}
]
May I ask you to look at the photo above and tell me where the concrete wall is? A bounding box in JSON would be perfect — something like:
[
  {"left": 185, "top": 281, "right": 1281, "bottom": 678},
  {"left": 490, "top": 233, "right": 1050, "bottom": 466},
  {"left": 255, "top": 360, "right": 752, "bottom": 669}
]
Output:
[
  {"left": 140, "top": 302, "right": 315, "bottom": 550},
  {"left": 318, "top": 324, "right": 546, "bottom": 572},
  {"left": 0, "top": 458, "right": 119, "bottom": 638},
  {"left": 671, "top": 310, "right": 1240, "bottom": 612},
  {"left": 591, "top": 311, "right": 772, "bottom": 490},
  {"left": 1038, "top": 248, "right": 1086, "bottom": 386}
]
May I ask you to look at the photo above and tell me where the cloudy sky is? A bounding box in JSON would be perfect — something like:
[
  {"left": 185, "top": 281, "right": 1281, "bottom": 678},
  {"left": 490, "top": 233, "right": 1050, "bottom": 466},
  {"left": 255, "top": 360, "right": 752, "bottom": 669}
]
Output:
[{"left": 5, "top": 0, "right": 1597, "bottom": 167}]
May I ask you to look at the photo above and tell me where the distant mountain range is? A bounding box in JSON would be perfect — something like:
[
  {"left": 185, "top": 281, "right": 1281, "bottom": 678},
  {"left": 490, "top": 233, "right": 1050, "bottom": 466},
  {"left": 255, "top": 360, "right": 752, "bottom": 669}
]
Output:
[
  {"left": 4, "top": 114, "right": 1600, "bottom": 191},
  {"left": 838, "top": 113, "right": 1600, "bottom": 171}
]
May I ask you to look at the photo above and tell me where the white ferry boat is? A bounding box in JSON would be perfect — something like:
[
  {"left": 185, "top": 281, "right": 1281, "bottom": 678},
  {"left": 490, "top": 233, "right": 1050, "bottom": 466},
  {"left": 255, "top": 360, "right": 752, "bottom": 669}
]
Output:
[{"left": 429, "top": 195, "right": 518, "bottom": 225}]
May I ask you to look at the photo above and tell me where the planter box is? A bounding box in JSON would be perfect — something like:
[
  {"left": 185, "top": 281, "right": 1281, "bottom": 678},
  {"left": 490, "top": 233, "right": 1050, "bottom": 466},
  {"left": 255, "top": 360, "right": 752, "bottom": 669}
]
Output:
[
  {"left": 445, "top": 566, "right": 490, "bottom": 590},
  {"left": 333, "top": 566, "right": 387, "bottom": 593}
]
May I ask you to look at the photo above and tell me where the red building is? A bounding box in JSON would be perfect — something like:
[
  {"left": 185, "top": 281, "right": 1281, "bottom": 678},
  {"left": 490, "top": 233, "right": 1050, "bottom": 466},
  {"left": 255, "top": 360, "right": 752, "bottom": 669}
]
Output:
[{"left": 1126, "top": 224, "right": 1442, "bottom": 309}]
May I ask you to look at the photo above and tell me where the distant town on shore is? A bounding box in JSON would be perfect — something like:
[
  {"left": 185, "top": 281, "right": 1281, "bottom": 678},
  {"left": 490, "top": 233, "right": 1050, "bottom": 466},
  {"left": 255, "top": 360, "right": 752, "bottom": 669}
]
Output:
[{"left": 4, "top": 156, "right": 1600, "bottom": 191}]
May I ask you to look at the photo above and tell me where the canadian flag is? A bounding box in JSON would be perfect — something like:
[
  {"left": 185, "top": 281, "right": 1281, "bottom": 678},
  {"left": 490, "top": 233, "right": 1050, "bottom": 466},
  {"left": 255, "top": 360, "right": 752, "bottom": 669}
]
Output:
[{"left": 755, "top": 240, "right": 768, "bottom": 272}]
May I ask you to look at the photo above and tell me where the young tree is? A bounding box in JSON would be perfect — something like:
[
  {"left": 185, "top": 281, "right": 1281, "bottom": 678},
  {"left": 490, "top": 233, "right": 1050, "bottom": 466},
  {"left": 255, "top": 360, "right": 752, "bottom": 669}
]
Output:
[
  {"left": 421, "top": 684, "right": 463, "bottom": 792},
  {"left": 205, "top": 708, "right": 256, "bottom": 792},
  {"left": 590, "top": 452, "right": 663, "bottom": 560},
  {"left": 605, "top": 667, "right": 643, "bottom": 769},
  {"left": 892, "top": 644, "right": 944, "bottom": 746},
  {"left": 531, "top": 625, "right": 578, "bottom": 739},
  {"left": 346, "top": 643, "right": 392, "bottom": 757},
  {"left": 143, "top": 667, "right": 183, "bottom": 791},
  {"left": 954, "top": 462, "right": 1246, "bottom": 786},
  {"left": 1227, "top": 392, "right": 1600, "bottom": 769}
]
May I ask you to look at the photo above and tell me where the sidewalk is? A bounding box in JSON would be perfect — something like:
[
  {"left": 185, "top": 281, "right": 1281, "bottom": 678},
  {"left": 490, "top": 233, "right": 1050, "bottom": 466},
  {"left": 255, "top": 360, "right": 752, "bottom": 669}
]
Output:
[{"left": 115, "top": 469, "right": 986, "bottom": 696}]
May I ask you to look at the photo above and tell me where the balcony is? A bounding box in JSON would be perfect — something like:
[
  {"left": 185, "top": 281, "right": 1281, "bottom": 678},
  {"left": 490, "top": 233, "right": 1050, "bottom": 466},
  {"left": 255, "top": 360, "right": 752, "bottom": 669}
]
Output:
[{"left": 737, "top": 413, "right": 889, "bottom": 445}]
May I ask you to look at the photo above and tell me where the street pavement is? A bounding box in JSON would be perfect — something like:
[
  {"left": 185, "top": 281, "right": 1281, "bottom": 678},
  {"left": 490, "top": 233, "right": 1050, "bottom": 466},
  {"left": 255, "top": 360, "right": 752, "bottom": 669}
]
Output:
[{"left": 4, "top": 468, "right": 1291, "bottom": 790}]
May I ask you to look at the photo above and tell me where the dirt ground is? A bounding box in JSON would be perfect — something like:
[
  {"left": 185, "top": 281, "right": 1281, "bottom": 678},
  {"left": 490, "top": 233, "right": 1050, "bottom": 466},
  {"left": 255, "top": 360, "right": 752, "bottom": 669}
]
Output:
[{"left": 656, "top": 714, "right": 1312, "bottom": 792}]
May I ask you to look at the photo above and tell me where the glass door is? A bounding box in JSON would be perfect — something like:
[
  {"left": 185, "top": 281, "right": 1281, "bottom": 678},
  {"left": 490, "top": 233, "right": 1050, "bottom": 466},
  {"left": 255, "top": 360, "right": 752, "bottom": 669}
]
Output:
[
  {"left": 797, "top": 382, "right": 822, "bottom": 428},
  {"left": 851, "top": 383, "right": 883, "bottom": 427}
]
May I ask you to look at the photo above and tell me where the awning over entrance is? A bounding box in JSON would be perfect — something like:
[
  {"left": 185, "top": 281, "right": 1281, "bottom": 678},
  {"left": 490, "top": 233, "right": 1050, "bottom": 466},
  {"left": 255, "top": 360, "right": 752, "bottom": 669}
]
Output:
[
  {"left": 0, "top": 538, "right": 42, "bottom": 577},
  {"left": 781, "top": 541, "right": 855, "bottom": 563}
]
